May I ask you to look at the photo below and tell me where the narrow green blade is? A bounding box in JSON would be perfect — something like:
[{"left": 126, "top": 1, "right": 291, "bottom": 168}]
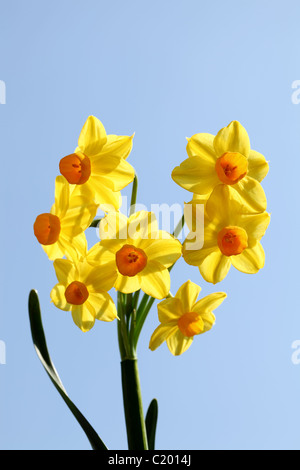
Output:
[
  {"left": 145, "top": 398, "right": 158, "bottom": 450},
  {"left": 28, "top": 289, "right": 108, "bottom": 450},
  {"left": 89, "top": 218, "right": 102, "bottom": 228}
]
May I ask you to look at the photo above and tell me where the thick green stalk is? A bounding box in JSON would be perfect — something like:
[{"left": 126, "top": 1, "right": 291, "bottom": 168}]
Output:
[
  {"left": 121, "top": 359, "right": 148, "bottom": 450},
  {"left": 118, "top": 290, "right": 148, "bottom": 450},
  {"left": 117, "top": 292, "right": 131, "bottom": 359},
  {"left": 117, "top": 173, "right": 150, "bottom": 450}
]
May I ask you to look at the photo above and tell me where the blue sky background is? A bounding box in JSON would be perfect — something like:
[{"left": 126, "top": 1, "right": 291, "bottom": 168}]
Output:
[{"left": 0, "top": 0, "right": 300, "bottom": 450}]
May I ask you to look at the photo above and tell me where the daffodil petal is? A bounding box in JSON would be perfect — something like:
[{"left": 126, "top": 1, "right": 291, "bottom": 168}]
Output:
[
  {"left": 144, "top": 234, "right": 182, "bottom": 268},
  {"left": 88, "top": 178, "right": 122, "bottom": 210},
  {"left": 183, "top": 243, "right": 218, "bottom": 266},
  {"left": 53, "top": 259, "right": 77, "bottom": 285},
  {"left": 186, "top": 133, "right": 216, "bottom": 162},
  {"left": 99, "top": 211, "right": 128, "bottom": 242},
  {"left": 91, "top": 155, "right": 135, "bottom": 191},
  {"left": 193, "top": 292, "right": 227, "bottom": 315},
  {"left": 56, "top": 234, "right": 87, "bottom": 262},
  {"left": 205, "top": 184, "right": 244, "bottom": 226},
  {"left": 54, "top": 176, "right": 69, "bottom": 219},
  {"left": 78, "top": 116, "right": 107, "bottom": 157},
  {"left": 128, "top": 211, "right": 158, "bottom": 242},
  {"left": 213, "top": 121, "right": 250, "bottom": 158},
  {"left": 70, "top": 232, "right": 88, "bottom": 261},
  {"left": 88, "top": 292, "right": 117, "bottom": 321},
  {"left": 182, "top": 221, "right": 218, "bottom": 266},
  {"left": 114, "top": 272, "right": 142, "bottom": 294},
  {"left": 239, "top": 211, "right": 270, "bottom": 244},
  {"left": 61, "top": 197, "right": 97, "bottom": 237},
  {"left": 175, "top": 280, "right": 201, "bottom": 312},
  {"left": 231, "top": 241, "right": 265, "bottom": 273},
  {"left": 166, "top": 330, "right": 193, "bottom": 356},
  {"left": 149, "top": 322, "right": 178, "bottom": 351},
  {"left": 234, "top": 177, "right": 267, "bottom": 213},
  {"left": 157, "top": 297, "right": 184, "bottom": 323},
  {"left": 172, "top": 156, "right": 219, "bottom": 195},
  {"left": 184, "top": 198, "right": 205, "bottom": 233},
  {"left": 71, "top": 302, "right": 95, "bottom": 332},
  {"left": 198, "top": 312, "right": 216, "bottom": 333},
  {"left": 84, "top": 264, "right": 118, "bottom": 293},
  {"left": 42, "top": 241, "right": 65, "bottom": 261},
  {"left": 247, "top": 149, "right": 269, "bottom": 182},
  {"left": 50, "top": 284, "right": 70, "bottom": 311},
  {"left": 140, "top": 261, "right": 170, "bottom": 299},
  {"left": 69, "top": 181, "right": 96, "bottom": 203},
  {"left": 100, "top": 134, "right": 134, "bottom": 159},
  {"left": 199, "top": 250, "right": 231, "bottom": 284},
  {"left": 86, "top": 243, "right": 117, "bottom": 267}
]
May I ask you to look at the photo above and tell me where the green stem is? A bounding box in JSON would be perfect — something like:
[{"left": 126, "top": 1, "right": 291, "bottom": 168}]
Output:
[
  {"left": 132, "top": 290, "right": 141, "bottom": 311},
  {"left": 117, "top": 292, "right": 131, "bottom": 359},
  {"left": 168, "top": 214, "right": 185, "bottom": 275},
  {"left": 133, "top": 296, "right": 155, "bottom": 349},
  {"left": 173, "top": 213, "right": 185, "bottom": 238},
  {"left": 130, "top": 174, "right": 138, "bottom": 216},
  {"left": 121, "top": 359, "right": 148, "bottom": 450},
  {"left": 118, "top": 291, "right": 148, "bottom": 449}
]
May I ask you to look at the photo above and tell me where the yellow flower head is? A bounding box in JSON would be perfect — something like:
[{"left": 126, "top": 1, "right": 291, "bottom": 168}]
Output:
[
  {"left": 50, "top": 257, "right": 118, "bottom": 332},
  {"left": 33, "top": 176, "right": 97, "bottom": 260},
  {"left": 86, "top": 211, "right": 182, "bottom": 299},
  {"left": 59, "top": 115, "right": 135, "bottom": 210},
  {"left": 149, "top": 280, "right": 226, "bottom": 355},
  {"left": 172, "top": 121, "right": 269, "bottom": 213},
  {"left": 183, "top": 185, "right": 270, "bottom": 284}
]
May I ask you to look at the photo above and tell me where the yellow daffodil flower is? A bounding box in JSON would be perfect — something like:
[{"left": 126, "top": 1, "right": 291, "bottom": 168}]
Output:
[
  {"left": 86, "top": 211, "right": 182, "bottom": 299},
  {"left": 172, "top": 120, "right": 269, "bottom": 213},
  {"left": 50, "top": 257, "right": 118, "bottom": 332},
  {"left": 149, "top": 280, "right": 226, "bottom": 355},
  {"left": 59, "top": 115, "right": 135, "bottom": 210},
  {"left": 33, "top": 176, "right": 97, "bottom": 261},
  {"left": 183, "top": 185, "right": 270, "bottom": 284}
]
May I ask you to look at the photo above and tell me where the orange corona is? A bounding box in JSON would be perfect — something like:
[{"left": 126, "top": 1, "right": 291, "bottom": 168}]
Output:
[
  {"left": 217, "top": 226, "right": 248, "bottom": 256},
  {"left": 177, "top": 312, "right": 204, "bottom": 337},
  {"left": 65, "top": 281, "right": 89, "bottom": 305},
  {"left": 215, "top": 152, "right": 248, "bottom": 185},
  {"left": 34, "top": 213, "right": 61, "bottom": 245},
  {"left": 116, "top": 244, "right": 148, "bottom": 277},
  {"left": 59, "top": 153, "right": 91, "bottom": 185}
]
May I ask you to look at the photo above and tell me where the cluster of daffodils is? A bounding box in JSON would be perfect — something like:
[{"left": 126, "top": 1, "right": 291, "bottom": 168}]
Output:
[
  {"left": 172, "top": 120, "right": 270, "bottom": 284},
  {"left": 33, "top": 117, "right": 269, "bottom": 356}
]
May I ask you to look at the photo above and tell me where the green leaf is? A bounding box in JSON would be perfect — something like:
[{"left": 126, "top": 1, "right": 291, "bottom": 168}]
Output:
[
  {"left": 145, "top": 398, "right": 158, "bottom": 450},
  {"left": 28, "top": 289, "right": 108, "bottom": 450},
  {"left": 89, "top": 218, "right": 102, "bottom": 228}
]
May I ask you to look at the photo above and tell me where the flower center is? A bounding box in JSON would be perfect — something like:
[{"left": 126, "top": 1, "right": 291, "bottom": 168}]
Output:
[
  {"left": 59, "top": 153, "right": 91, "bottom": 184},
  {"left": 65, "top": 281, "right": 89, "bottom": 305},
  {"left": 33, "top": 213, "right": 61, "bottom": 245},
  {"left": 116, "top": 244, "right": 148, "bottom": 277},
  {"left": 215, "top": 152, "right": 248, "bottom": 185},
  {"left": 177, "top": 312, "right": 204, "bottom": 337},
  {"left": 217, "top": 226, "right": 248, "bottom": 256}
]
